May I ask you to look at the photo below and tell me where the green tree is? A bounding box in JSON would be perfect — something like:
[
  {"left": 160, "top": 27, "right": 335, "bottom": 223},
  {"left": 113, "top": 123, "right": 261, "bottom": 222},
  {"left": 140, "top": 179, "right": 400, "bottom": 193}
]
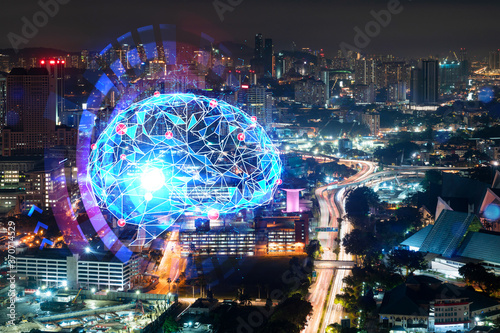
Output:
[
  {"left": 345, "top": 187, "right": 380, "bottom": 231},
  {"left": 306, "top": 239, "right": 321, "bottom": 259},
  {"left": 268, "top": 294, "right": 312, "bottom": 332},
  {"left": 343, "top": 229, "right": 380, "bottom": 265},
  {"left": 326, "top": 323, "right": 342, "bottom": 333},
  {"left": 260, "top": 320, "right": 301, "bottom": 333},
  {"left": 459, "top": 263, "right": 500, "bottom": 295},
  {"left": 388, "top": 249, "right": 427, "bottom": 278},
  {"left": 162, "top": 316, "right": 179, "bottom": 333}
]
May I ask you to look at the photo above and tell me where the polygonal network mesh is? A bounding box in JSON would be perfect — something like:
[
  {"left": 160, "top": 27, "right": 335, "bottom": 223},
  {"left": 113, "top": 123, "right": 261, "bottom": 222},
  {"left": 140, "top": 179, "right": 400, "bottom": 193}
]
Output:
[{"left": 88, "top": 93, "right": 282, "bottom": 243}]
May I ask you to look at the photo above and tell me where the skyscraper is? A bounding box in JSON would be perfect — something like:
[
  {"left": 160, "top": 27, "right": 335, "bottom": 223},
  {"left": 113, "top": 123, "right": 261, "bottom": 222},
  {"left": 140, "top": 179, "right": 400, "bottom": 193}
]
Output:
[
  {"left": 2, "top": 67, "right": 75, "bottom": 156},
  {"left": 459, "top": 48, "right": 470, "bottom": 84},
  {"left": 361, "top": 112, "right": 380, "bottom": 136},
  {"left": 411, "top": 60, "right": 439, "bottom": 104},
  {"left": 254, "top": 33, "right": 263, "bottom": 60},
  {"left": 6, "top": 68, "right": 53, "bottom": 132},
  {"left": 376, "top": 61, "right": 410, "bottom": 89},
  {"left": 422, "top": 60, "right": 439, "bottom": 103},
  {"left": 489, "top": 50, "right": 500, "bottom": 70},
  {"left": 263, "top": 38, "right": 274, "bottom": 77},
  {"left": 0, "top": 54, "right": 10, "bottom": 73},
  {"left": 240, "top": 85, "right": 273, "bottom": 129},
  {"left": 354, "top": 59, "right": 376, "bottom": 85},
  {"left": 0, "top": 74, "right": 6, "bottom": 128},
  {"left": 276, "top": 52, "right": 285, "bottom": 79},
  {"left": 439, "top": 60, "right": 462, "bottom": 93},
  {"left": 459, "top": 48, "right": 468, "bottom": 62},
  {"left": 40, "top": 59, "right": 65, "bottom": 125},
  {"left": 81, "top": 49, "right": 89, "bottom": 69}
]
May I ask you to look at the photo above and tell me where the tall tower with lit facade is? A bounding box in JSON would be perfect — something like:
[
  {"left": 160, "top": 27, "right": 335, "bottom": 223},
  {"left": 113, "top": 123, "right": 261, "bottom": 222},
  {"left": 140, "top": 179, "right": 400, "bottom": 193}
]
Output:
[
  {"left": 411, "top": 59, "right": 439, "bottom": 104},
  {"left": 40, "top": 58, "right": 65, "bottom": 125}
]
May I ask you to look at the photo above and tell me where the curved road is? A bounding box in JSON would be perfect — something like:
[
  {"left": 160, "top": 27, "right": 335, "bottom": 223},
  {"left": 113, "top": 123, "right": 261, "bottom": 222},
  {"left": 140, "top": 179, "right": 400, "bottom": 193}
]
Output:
[{"left": 306, "top": 159, "right": 377, "bottom": 333}]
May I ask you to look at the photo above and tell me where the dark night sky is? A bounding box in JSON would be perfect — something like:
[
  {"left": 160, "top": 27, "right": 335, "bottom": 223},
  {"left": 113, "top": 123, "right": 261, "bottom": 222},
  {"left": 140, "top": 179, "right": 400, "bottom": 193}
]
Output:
[{"left": 0, "top": 0, "right": 498, "bottom": 59}]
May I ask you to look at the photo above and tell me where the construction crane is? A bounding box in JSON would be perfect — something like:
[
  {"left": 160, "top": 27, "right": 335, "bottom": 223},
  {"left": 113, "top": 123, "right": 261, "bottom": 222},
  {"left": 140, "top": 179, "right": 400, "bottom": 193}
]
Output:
[
  {"left": 346, "top": 122, "right": 356, "bottom": 137},
  {"left": 330, "top": 77, "right": 339, "bottom": 97},
  {"left": 72, "top": 289, "right": 82, "bottom": 303}
]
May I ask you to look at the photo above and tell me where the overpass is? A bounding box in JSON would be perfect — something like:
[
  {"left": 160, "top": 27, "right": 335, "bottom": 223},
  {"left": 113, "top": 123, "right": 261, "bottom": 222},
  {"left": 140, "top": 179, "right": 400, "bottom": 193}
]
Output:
[
  {"left": 313, "top": 260, "right": 355, "bottom": 269},
  {"left": 327, "top": 165, "right": 469, "bottom": 190}
]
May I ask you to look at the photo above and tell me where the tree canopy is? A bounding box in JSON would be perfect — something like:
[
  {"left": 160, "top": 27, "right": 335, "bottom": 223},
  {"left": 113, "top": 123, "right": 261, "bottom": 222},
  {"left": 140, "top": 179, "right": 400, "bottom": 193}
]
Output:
[
  {"left": 459, "top": 262, "right": 500, "bottom": 295},
  {"left": 345, "top": 187, "right": 380, "bottom": 231},
  {"left": 388, "top": 249, "right": 427, "bottom": 278}
]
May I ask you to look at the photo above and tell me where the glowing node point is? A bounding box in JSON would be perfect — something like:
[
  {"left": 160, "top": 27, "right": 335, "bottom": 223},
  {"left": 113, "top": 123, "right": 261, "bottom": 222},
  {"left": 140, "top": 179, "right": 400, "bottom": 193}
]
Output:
[
  {"left": 154, "top": 91, "right": 160, "bottom": 97},
  {"left": 207, "top": 209, "right": 219, "bottom": 220},
  {"left": 117, "top": 219, "right": 126, "bottom": 227},
  {"left": 209, "top": 99, "right": 218, "bottom": 108},
  {"left": 251, "top": 116, "right": 257, "bottom": 122},
  {"left": 165, "top": 131, "right": 173, "bottom": 139},
  {"left": 91, "top": 144, "right": 97, "bottom": 150},
  {"left": 120, "top": 154, "right": 126, "bottom": 160},
  {"left": 276, "top": 179, "right": 283, "bottom": 185},
  {"left": 237, "top": 133, "right": 245, "bottom": 141},
  {"left": 116, "top": 123, "right": 127, "bottom": 135},
  {"left": 144, "top": 193, "right": 153, "bottom": 201}
]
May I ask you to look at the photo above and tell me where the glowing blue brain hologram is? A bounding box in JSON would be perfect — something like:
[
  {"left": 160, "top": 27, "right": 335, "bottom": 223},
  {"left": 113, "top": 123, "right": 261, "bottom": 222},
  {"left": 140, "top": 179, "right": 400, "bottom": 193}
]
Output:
[{"left": 88, "top": 93, "right": 282, "bottom": 244}]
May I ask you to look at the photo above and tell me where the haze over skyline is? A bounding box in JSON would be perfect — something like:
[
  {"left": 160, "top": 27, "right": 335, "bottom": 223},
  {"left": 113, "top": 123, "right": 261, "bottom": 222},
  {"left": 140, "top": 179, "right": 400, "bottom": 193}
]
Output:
[{"left": 0, "top": 0, "right": 499, "bottom": 59}]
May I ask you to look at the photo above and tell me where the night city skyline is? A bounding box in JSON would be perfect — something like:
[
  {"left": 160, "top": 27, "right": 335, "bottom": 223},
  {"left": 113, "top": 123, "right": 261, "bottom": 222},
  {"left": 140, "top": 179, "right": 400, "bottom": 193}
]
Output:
[{"left": 1, "top": 1, "right": 500, "bottom": 332}]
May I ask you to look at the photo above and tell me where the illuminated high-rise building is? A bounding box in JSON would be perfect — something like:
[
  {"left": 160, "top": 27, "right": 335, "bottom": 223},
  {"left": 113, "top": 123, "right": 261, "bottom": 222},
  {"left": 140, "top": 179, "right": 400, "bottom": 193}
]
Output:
[
  {"left": 459, "top": 48, "right": 468, "bottom": 62},
  {"left": 80, "top": 49, "right": 89, "bottom": 69},
  {"left": 295, "top": 78, "right": 327, "bottom": 107},
  {"left": 71, "top": 54, "right": 79, "bottom": 68},
  {"left": 411, "top": 59, "right": 439, "bottom": 104},
  {"left": 0, "top": 54, "right": 10, "bottom": 73},
  {"left": 0, "top": 74, "right": 6, "bottom": 128},
  {"left": 251, "top": 33, "right": 265, "bottom": 76},
  {"left": 120, "top": 44, "right": 130, "bottom": 69},
  {"left": 6, "top": 68, "right": 53, "bottom": 132},
  {"left": 254, "top": 33, "right": 263, "bottom": 59},
  {"left": 362, "top": 112, "right": 380, "bottom": 135},
  {"left": 40, "top": 58, "right": 65, "bottom": 125},
  {"left": 3, "top": 68, "right": 52, "bottom": 155},
  {"left": 276, "top": 52, "right": 285, "bottom": 79},
  {"left": 489, "top": 50, "right": 500, "bottom": 70},
  {"left": 459, "top": 48, "right": 470, "bottom": 83},
  {"left": 439, "top": 60, "right": 462, "bottom": 93},
  {"left": 353, "top": 83, "right": 375, "bottom": 104},
  {"left": 263, "top": 38, "right": 274, "bottom": 77},
  {"left": 355, "top": 58, "right": 376, "bottom": 85},
  {"left": 388, "top": 81, "right": 407, "bottom": 103},
  {"left": 2, "top": 66, "right": 75, "bottom": 156},
  {"left": 376, "top": 61, "right": 410, "bottom": 89},
  {"left": 240, "top": 85, "right": 273, "bottom": 129}
]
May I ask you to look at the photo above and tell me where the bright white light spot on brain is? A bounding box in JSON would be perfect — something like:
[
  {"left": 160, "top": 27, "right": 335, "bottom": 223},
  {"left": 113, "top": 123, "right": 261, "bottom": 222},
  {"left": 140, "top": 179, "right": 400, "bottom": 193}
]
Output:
[{"left": 141, "top": 168, "right": 165, "bottom": 192}]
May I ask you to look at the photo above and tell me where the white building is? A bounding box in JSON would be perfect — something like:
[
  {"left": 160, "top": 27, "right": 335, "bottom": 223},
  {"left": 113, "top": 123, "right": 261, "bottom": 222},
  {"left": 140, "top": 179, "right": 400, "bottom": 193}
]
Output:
[{"left": 16, "top": 249, "right": 140, "bottom": 291}]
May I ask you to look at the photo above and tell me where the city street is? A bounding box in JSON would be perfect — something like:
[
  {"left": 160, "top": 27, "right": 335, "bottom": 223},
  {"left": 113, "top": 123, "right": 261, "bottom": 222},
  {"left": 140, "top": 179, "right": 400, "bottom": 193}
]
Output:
[
  {"left": 305, "top": 160, "right": 376, "bottom": 333},
  {"left": 149, "top": 229, "right": 186, "bottom": 296}
]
